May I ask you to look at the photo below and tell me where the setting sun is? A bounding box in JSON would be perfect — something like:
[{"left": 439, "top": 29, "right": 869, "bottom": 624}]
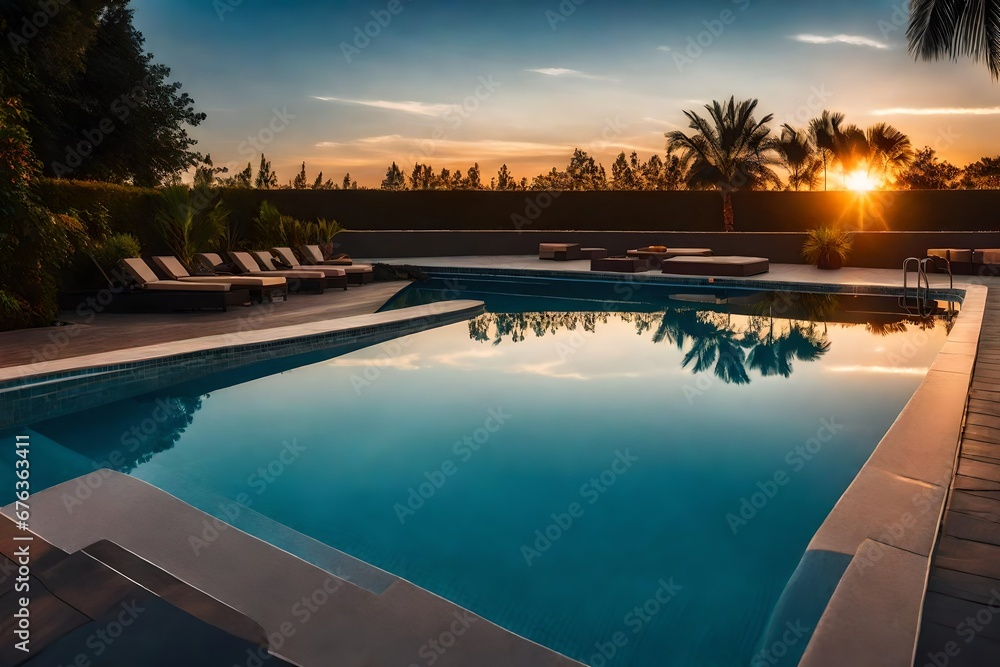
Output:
[{"left": 846, "top": 169, "right": 881, "bottom": 192}]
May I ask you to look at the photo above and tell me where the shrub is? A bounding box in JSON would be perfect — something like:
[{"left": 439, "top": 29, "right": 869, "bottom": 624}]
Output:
[
  {"left": 92, "top": 233, "right": 142, "bottom": 277},
  {"left": 155, "top": 185, "right": 227, "bottom": 268}
]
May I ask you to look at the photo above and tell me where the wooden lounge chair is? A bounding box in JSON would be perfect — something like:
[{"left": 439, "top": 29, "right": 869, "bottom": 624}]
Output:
[
  {"left": 299, "top": 244, "right": 353, "bottom": 266},
  {"left": 272, "top": 247, "right": 374, "bottom": 285},
  {"left": 151, "top": 255, "right": 288, "bottom": 303},
  {"left": 119, "top": 258, "right": 250, "bottom": 312},
  {"left": 250, "top": 251, "right": 344, "bottom": 291}
]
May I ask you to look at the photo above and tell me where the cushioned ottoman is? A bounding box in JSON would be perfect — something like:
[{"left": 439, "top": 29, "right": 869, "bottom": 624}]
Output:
[
  {"left": 661, "top": 256, "right": 769, "bottom": 277},
  {"left": 581, "top": 248, "right": 608, "bottom": 260},
  {"left": 591, "top": 256, "right": 647, "bottom": 273},
  {"left": 539, "top": 243, "right": 583, "bottom": 260}
]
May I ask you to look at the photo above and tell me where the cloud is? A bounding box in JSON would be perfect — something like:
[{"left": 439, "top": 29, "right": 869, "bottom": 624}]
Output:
[
  {"left": 525, "top": 68, "right": 608, "bottom": 80},
  {"left": 656, "top": 45, "right": 672, "bottom": 52},
  {"left": 793, "top": 34, "right": 889, "bottom": 49},
  {"left": 872, "top": 106, "right": 1000, "bottom": 116},
  {"left": 312, "top": 96, "right": 456, "bottom": 116}
]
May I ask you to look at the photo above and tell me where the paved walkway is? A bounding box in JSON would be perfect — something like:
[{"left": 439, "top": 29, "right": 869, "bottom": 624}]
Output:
[
  {"left": 917, "top": 288, "right": 1000, "bottom": 665},
  {"left": 0, "top": 282, "right": 406, "bottom": 370}
]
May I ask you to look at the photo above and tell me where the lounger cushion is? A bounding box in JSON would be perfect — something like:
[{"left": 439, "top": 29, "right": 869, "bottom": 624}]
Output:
[
  {"left": 140, "top": 280, "right": 230, "bottom": 292},
  {"left": 178, "top": 276, "right": 286, "bottom": 287},
  {"left": 974, "top": 249, "right": 1000, "bottom": 264},
  {"left": 229, "top": 252, "right": 266, "bottom": 274},
  {"left": 928, "top": 248, "right": 973, "bottom": 263},
  {"left": 272, "top": 247, "right": 303, "bottom": 267},
  {"left": 300, "top": 245, "right": 352, "bottom": 265},
  {"left": 121, "top": 258, "right": 162, "bottom": 286},
  {"left": 249, "top": 252, "right": 325, "bottom": 279},
  {"left": 661, "top": 256, "right": 769, "bottom": 277},
  {"left": 151, "top": 256, "right": 196, "bottom": 280}
]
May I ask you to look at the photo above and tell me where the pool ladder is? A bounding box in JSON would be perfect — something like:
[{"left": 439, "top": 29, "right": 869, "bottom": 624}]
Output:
[{"left": 901, "top": 256, "right": 954, "bottom": 318}]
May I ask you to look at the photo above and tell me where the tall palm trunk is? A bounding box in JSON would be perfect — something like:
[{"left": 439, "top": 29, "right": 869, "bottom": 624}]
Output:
[{"left": 722, "top": 191, "right": 734, "bottom": 232}]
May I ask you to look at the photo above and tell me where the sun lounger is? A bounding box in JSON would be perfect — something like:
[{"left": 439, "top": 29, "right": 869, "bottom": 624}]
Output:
[
  {"left": 119, "top": 258, "right": 250, "bottom": 311},
  {"left": 272, "top": 247, "right": 374, "bottom": 285},
  {"left": 250, "top": 251, "right": 343, "bottom": 291},
  {"left": 927, "top": 248, "right": 973, "bottom": 275},
  {"left": 299, "top": 244, "right": 353, "bottom": 266},
  {"left": 215, "top": 252, "right": 341, "bottom": 292},
  {"left": 151, "top": 255, "right": 288, "bottom": 303},
  {"left": 195, "top": 252, "right": 327, "bottom": 293},
  {"left": 661, "top": 256, "right": 769, "bottom": 277}
]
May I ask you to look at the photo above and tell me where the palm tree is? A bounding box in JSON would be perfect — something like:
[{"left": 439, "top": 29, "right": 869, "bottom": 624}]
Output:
[
  {"left": 775, "top": 124, "right": 822, "bottom": 190},
  {"left": 866, "top": 123, "right": 914, "bottom": 183},
  {"left": 831, "top": 124, "right": 869, "bottom": 186},
  {"left": 809, "top": 111, "right": 845, "bottom": 191},
  {"left": 908, "top": 0, "right": 1000, "bottom": 80},
  {"left": 667, "top": 97, "right": 781, "bottom": 232}
]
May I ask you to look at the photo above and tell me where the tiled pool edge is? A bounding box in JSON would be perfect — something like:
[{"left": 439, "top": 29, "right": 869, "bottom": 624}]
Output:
[
  {"left": 0, "top": 300, "right": 485, "bottom": 428},
  {"left": 416, "top": 264, "right": 966, "bottom": 300},
  {"left": 785, "top": 284, "right": 986, "bottom": 667}
]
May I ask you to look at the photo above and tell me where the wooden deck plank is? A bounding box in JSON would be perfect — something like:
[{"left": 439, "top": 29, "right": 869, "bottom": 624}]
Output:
[{"left": 921, "top": 289, "right": 1000, "bottom": 664}]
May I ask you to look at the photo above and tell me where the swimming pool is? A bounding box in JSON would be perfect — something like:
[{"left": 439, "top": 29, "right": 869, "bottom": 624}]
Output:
[{"left": 3, "top": 276, "right": 959, "bottom": 666}]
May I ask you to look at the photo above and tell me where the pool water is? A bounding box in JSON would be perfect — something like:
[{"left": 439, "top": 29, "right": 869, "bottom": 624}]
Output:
[{"left": 4, "top": 278, "right": 958, "bottom": 666}]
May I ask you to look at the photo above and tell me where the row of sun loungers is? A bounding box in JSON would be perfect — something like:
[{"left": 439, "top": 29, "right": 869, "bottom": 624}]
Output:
[{"left": 117, "top": 246, "right": 374, "bottom": 312}]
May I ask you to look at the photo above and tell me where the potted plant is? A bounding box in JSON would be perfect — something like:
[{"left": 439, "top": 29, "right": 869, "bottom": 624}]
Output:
[{"left": 802, "top": 227, "right": 853, "bottom": 270}]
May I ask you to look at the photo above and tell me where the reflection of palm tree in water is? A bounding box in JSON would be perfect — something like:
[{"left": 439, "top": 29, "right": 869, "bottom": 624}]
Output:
[
  {"left": 469, "top": 307, "right": 833, "bottom": 385},
  {"left": 653, "top": 309, "right": 751, "bottom": 385}
]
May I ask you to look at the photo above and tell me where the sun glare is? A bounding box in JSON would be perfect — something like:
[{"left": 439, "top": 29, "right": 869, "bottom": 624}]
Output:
[{"left": 846, "top": 169, "right": 880, "bottom": 192}]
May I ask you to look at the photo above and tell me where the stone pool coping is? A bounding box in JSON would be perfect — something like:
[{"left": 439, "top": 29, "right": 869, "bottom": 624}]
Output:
[
  {"left": 3, "top": 473, "right": 584, "bottom": 667},
  {"left": 763, "top": 283, "right": 985, "bottom": 667}
]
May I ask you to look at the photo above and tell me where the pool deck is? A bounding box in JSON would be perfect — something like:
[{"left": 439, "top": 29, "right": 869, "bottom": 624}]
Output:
[
  {"left": 0, "top": 281, "right": 409, "bottom": 370},
  {"left": 4, "top": 256, "right": 1000, "bottom": 666}
]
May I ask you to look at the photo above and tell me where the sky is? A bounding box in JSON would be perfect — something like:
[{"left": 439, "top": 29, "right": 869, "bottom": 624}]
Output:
[{"left": 131, "top": 0, "right": 1000, "bottom": 187}]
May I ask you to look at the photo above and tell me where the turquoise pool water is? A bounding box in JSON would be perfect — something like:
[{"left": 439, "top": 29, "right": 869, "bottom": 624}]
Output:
[{"left": 4, "top": 277, "right": 958, "bottom": 666}]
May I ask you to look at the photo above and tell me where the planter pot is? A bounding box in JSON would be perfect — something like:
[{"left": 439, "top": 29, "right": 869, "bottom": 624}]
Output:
[{"left": 817, "top": 253, "right": 844, "bottom": 270}]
